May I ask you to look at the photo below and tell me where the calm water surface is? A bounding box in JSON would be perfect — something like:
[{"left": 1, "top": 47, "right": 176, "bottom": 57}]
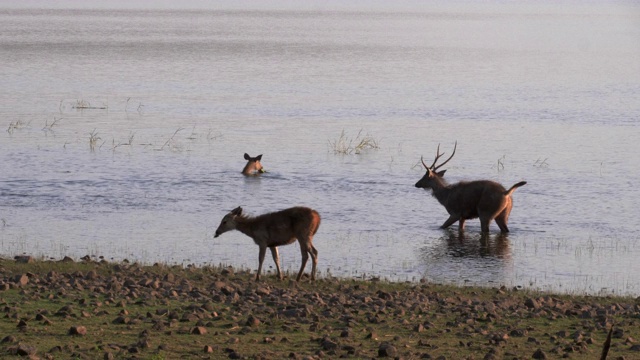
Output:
[{"left": 1, "top": 1, "right": 639, "bottom": 295}]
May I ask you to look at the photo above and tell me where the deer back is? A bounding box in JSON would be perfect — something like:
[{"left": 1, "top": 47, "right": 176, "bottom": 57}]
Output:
[
  {"left": 251, "top": 207, "right": 320, "bottom": 246},
  {"left": 445, "top": 180, "right": 508, "bottom": 216},
  {"left": 215, "top": 206, "right": 320, "bottom": 247}
]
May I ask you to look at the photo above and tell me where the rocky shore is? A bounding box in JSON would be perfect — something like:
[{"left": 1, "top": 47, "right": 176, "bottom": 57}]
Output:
[{"left": 0, "top": 255, "right": 638, "bottom": 359}]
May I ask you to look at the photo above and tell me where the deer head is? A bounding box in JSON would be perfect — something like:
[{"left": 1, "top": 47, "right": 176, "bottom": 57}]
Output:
[
  {"left": 214, "top": 206, "right": 243, "bottom": 238},
  {"left": 415, "top": 141, "right": 456, "bottom": 189},
  {"left": 242, "top": 153, "right": 265, "bottom": 175}
]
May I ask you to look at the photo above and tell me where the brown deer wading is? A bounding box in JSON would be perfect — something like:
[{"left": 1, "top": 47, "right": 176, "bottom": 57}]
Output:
[
  {"left": 415, "top": 142, "right": 526, "bottom": 233},
  {"left": 242, "top": 153, "right": 265, "bottom": 176}
]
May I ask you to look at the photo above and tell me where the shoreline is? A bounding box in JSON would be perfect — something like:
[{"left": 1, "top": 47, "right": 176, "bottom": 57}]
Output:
[{"left": 1, "top": 255, "right": 639, "bottom": 359}]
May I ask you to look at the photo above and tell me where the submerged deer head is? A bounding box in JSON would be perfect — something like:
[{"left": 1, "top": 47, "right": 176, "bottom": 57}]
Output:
[
  {"left": 415, "top": 142, "right": 526, "bottom": 233},
  {"left": 242, "top": 153, "right": 265, "bottom": 176}
]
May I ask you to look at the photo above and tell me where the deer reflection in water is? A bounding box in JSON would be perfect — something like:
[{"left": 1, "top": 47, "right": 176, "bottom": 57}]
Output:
[
  {"left": 440, "top": 230, "right": 511, "bottom": 259},
  {"left": 419, "top": 230, "right": 513, "bottom": 285}
]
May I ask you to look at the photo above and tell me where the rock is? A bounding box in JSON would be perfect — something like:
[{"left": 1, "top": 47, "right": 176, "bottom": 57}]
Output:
[
  {"left": 321, "top": 338, "right": 338, "bottom": 351},
  {"left": 378, "top": 342, "right": 397, "bottom": 357},
  {"left": 246, "top": 315, "right": 261, "bottom": 327},
  {"left": 204, "top": 345, "right": 213, "bottom": 353},
  {"left": 14, "top": 255, "right": 35, "bottom": 263},
  {"left": 136, "top": 339, "right": 151, "bottom": 349},
  {"left": 256, "top": 287, "right": 270, "bottom": 296},
  {"left": 112, "top": 316, "right": 130, "bottom": 324},
  {"left": 69, "top": 325, "right": 87, "bottom": 336},
  {"left": 525, "top": 298, "right": 541, "bottom": 310},
  {"left": 532, "top": 348, "right": 548, "bottom": 359},
  {"left": 49, "top": 345, "right": 63, "bottom": 353},
  {"left": 85, "top": 270, "right": 99, "bottom": 280},
  {"left": 484, "top": 348, "right": 499, "bottom": 360},
  {"left": 12, "top": 274, "right": 29, "bottom": 287},
  {"left": 15, "top": 344, "right": 37, "bottom": 356},
  {"left": 1, "top": 335, "right": 17, "bottom": 343},
  {"left": 191, "top": 326, "right": 207, "bottom": 335},
  {"left": 163, "top": 273, "right": 175, "bottom": 283}
]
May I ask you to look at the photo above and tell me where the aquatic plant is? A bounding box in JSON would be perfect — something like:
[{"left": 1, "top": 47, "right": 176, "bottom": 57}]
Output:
[
  {"left": 73, "top": 99, "right": 107, "bottom": 110},
  {"left": 329, "top": 129, "right": 380, "bottom": 155},
  {"left": 7, "top": 119, "right": 29, "bottom": 134},
  {"left": 89, "top": 129, "right": 100, "bottom": 151},
  {"left": 160, "top": 127, "right": 185, "bottom": 151}
]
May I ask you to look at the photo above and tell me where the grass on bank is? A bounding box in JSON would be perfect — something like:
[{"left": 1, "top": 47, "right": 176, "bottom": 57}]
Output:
[{"left": 0, "top": 257, "right": 638, "bottom": 359}]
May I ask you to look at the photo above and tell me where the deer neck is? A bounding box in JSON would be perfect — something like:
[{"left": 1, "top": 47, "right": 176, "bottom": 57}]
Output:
[
  {"left": 234, "top": 217, "right": 257, "bottom": 238},
  {"left": 430, "top": 177, "right": 451, "bottom": 206}
]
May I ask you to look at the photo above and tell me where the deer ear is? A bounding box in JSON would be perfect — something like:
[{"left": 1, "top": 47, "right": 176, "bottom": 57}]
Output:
[
  {"left": 255, "top": 154, "right": 263, "bottom": 161},
  {"left": 437, "top": 170, "right": 446, "bottom": 177},
  {"left": 231, "top": 206, "right": 243, "bottom": 215},
  {"left": 244, "top": 153, "right": 250, "bottom": 160}
]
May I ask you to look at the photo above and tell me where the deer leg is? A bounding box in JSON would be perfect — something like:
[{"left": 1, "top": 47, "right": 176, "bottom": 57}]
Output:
[
  {"left": 256, "top": 245, "right": 267, "bottom": 281},
  {"left": 269, "top": 246, "right": 282, "bottom": 280},
  {"left": 440, "top": 215, "right": 460, "bottom": 229},
  {"left": 480, "top": 217, "right": 491, "bottom": 233},
  {"left": 309, "top": 244, "right": 318, "bottom": 281},
  {"left": 297, "top": 242, "right": 310, "bottom": 282},
  {"left": 496, "top": 198, "right": 513, "bottom": 233},
  {"left": 494, "top": 211, "right": 510, "bottom": 233},
  {"left": 458, "top": 218, "right": 466, "bottom": 232}
]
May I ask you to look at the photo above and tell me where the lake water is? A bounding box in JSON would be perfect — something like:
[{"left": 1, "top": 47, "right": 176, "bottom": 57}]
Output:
[{"left": 1, "top": 1, "right": 639, "bottom": 296}]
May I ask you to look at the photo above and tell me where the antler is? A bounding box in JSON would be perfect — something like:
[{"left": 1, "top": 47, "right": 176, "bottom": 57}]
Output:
[
  {"left": 432, "top": 141, "right": 457, "bottom": 171},
  {"left": 421, "top": 156, "right": 429, "bottom": 170},
  {"left": 429, "top": 143, "right": 442, "bottom": 169},
  {"left": 420, "top": 142, "right": 458, "bottom": 171}
]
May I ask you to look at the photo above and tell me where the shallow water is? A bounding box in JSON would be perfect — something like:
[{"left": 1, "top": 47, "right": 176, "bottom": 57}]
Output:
[{"left": 1, "top": 1, "right": 640, "bottom": 295}]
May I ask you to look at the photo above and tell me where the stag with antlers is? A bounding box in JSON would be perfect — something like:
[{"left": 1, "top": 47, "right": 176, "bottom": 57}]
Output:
[{"left": 415, "top": 142, "right": 527, "bottom": 233}]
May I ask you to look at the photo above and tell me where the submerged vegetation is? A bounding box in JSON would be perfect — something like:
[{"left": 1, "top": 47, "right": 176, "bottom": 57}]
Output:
[
  {"left": 72, "top": 99, "right": 108, "bottom": 110},
  {"left": 0, "top": 256, "right": 639, "bottom": 359},
  {"left": 328, "top": 129, "right": 380, "bottom": 155}
]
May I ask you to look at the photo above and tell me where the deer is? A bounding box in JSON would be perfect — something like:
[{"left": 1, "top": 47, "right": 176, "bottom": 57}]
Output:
[
  {"left": 214, "top": 206, "right": 321, "bottom": 281},
  {"left": 414, "top": 142, "right": 527, "bottom": 233},
  {"left": 242, "top": 153, "right": 265, "bottom": 176}
]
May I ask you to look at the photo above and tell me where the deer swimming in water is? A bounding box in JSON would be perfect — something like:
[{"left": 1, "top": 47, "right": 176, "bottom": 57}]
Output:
[
  {"left": 415, "top": 142, "right": 526, "bottom": 233},
  {"left": 242, "top": 153, "right": 265, "bottom": 176},
  {"left": 214, "top": 206, "right": 321, "bottom": 281}
]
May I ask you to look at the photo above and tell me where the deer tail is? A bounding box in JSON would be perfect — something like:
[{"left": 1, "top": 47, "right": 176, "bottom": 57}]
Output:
[{"left": 504, "top": 181, "right": 527, "bottom": 196}]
